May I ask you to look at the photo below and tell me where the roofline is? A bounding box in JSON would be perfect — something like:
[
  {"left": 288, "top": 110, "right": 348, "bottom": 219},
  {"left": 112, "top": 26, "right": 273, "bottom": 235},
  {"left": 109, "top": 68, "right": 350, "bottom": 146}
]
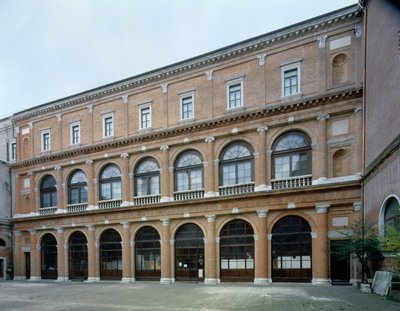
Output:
[{"left": 12, "top": 4, "right": 361, "bottom": 122}]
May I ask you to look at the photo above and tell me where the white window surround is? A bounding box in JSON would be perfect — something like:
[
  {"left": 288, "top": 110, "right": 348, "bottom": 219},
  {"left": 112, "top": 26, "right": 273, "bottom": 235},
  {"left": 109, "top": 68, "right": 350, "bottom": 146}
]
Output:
[
  {"left": 70, "top": 121, "right": 80, "bottom": 145},
  {"left": 180, "top": 91, "right": 195, "bottom": 121},
  {"left": 41, "top": 129, "right": 51, "bottom": 152},
  {"left": 139, "top": 102, "right": 152, "bottom": 129},
  {"left": 280, "top": 59, "right": 302, "bottom": 98},
  {"left": 226, "top": 76, "right": 244, "bottom": 110},
  {"left": 102, "top": 112, "right": 114, "bottom": 138},
  {"left": 379, "top": 195, "right": 400, "bottom": 236}
]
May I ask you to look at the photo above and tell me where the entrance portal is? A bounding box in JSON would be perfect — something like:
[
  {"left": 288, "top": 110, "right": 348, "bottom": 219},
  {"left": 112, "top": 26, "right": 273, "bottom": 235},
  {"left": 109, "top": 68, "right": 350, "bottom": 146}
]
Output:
[
  {"left": 330, "top": 240, "right": 350, "bottom": 284},
  {"left": 41, "top": 233, "right": 58, "bottom": 280},
  {"left": 175, "top": 223, "right": 204, "bottom": 282},
  {"left": 135, "top": 226, "right": 161, "bottom": 280},
  {"left": 68, "top": 231, "right": 88, "bottom": 281},
  {"left": 100, "top": 229, "right": 122, "bottom": 280},
  {"left": 272, "top": 216, "right": 312, "bottom": 282}
]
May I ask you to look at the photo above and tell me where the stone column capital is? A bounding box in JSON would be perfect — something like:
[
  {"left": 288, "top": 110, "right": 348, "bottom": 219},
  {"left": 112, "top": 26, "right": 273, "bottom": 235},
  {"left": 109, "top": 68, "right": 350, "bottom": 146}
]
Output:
[
  {"left": 120, "top": 152, "right": 129, "bottom": 159},
  {"left": 161, "top": 218, "right": 170, "bottom": 226},
  {"left": 316, "top": 203, "right": 330, "bottom": 213},
  {"left": 206, "top": 215, "right": 216, "bottom": 222},
  {"left": 205, "top": 136, "right": 215, "bottom": 143},
  {"left": 353, "top": 201, "right": 361, "bottom": 212},
  {"left": 160, "top": 145, "right": 169, "bottom": 152},
  {"left": 257, "top": 209, "right": 268, "bottom": 218},
  {"left": 257, "top": 54, "right": 266, "bottom": 66},
  {"left": 122, "top": 94, "right": 129, "bottom": 104},
  {"left": 317, "top": 114, "right": 330, "bottom": 121},
  {"left": 161, "top": 83, "right": 168, "bottom": 93},
  {"left": 120, "top": 221, "right": 130, "bottom": 229},
  {"left": 318, "top": 35, "right": 328, "bottom": 48},
  {"left": 205, "top": 70, "right": 214, "bottom": 81},
  {"left": 86, "top": 224, "right": 95, "bottom": 231},
  {"left": 257, "top": 126, "right": 268, "bottom": 133}
]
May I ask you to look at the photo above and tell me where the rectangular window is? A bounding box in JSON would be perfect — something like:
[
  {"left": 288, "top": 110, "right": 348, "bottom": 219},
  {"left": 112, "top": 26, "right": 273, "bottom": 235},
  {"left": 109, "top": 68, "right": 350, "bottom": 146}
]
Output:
[
  {"left": 181, "top": 95, "right": 194, "bottom": 120},
  {"left": 281, "top": 60, "right": 302, "bottom": 97},
  {"left": 140, "top": 105, "right": 151, "bottom": 129},
  {"left": 228, "top": 83, "right": 242, "bottom": 109},
  {"left": 10, "top": 142, "right": 16, "bottom": 161},
  {"left": 103, "top": 114, "right": 114, "bottom": 137},
  {"left": 41, "top": 130, "right": 51, "bottom": 152},
  {"left": 70, "top": 122, "right": 80, "bottom": 145},
  {"left": 283, "top": 69, "right": 298, "bottom": 96}
]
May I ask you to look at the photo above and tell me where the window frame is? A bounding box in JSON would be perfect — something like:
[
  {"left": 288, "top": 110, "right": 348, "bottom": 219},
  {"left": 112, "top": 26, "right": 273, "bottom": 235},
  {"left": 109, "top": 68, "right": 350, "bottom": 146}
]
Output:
[
  {"left": 41, "top": 129, "right": 51, "bottom": 152},
  {"left": 174, "top": 150, "right": 204, "bottom": 192},
  {"left": 102, "top": 113, "right": 114, "bottom": 138},
  {"left": 40, "top": 175, "right": 57, "bottom": 208},
  {"left": 226, "top": 78, "right": 244, "bottom": 110},
  {"left": 134, "top": 158, "right": 160, "bottom": 197},
  {"left": 10, "top": 141, "right": 16, "bottom": 161},
  {"left": 271, "top": 131, "right": 311, "bottom": 180},
  {"left": 68, "top": 170, "right": 88, "bottom": 204},
  {"left": 139, "top": 103, "right": 152, "bottom": 129},
  {"left": 281, "top": 60, "right": 302, "bottom": 97},
  {"left": 219, "top": 142, "right": 254, "bottom": 186},
  {"left": 180, "top": 92, "right": 195, "bottom": 121},
  {"left": 70, "top": 121, "right": 81, "bottom": 145},
  {"left": 99, "top": 164, "right": 122, "bottom": 201}
]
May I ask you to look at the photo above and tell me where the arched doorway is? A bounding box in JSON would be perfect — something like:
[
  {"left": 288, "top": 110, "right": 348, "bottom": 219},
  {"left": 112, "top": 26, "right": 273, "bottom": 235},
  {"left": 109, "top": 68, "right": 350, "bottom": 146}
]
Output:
[
  {"left": 68, "top": 231, "right": 88, "bottom": 281},
  {"left": 271, "top": 216, "right": 312, "bottom": 282},
  {"left": 175, "top": 223, "right": 204, "bottom": 282},
  {"left": 135, "top": 226, "right": 161, "bottom": 280},
  {"left": 100, "top": 229, "right": 122, "bottom": 280},
  {"left": 41, "top": 233, "right": 58, "bottom": 279},
  {"left": 220, "top": 219, "right": 254, "bottom": 282}
]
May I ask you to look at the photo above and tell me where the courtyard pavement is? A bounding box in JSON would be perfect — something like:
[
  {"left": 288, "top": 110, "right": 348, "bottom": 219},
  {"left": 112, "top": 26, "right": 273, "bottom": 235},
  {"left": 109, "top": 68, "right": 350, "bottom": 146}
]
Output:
[{"left": 0, "top": 280, "right": 399, "bottom": 311}]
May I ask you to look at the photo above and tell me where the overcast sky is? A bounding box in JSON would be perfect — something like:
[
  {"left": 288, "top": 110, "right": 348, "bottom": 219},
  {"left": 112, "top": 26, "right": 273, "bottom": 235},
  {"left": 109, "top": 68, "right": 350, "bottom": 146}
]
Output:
[{"left": 0, "top": 0, "right": 357, "bottom": 118}]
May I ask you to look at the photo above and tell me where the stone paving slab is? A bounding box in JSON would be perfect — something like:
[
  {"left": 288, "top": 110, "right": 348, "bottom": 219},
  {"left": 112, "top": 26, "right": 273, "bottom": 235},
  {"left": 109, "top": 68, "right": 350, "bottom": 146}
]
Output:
[{"left": 0, "top": 281, "right": 399, "bottom": 311}]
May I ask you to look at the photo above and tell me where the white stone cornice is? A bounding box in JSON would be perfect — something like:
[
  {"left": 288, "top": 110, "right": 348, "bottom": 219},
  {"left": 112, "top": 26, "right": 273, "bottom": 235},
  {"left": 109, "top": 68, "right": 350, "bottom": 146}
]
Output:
[
  {"left": 122, "top": 94, "right": 129, "bottom": 104},
  {"left": 161, "top": 83, "right": 168, "bottom": 93},
  {"left": 318, "top": 35, "right": 328, "bottom": 48},
  {"left": 257, "top": 53, "right": 266, "bottom": 66},
  {"left": 206, "top": 70, "right": 213, "bottom": 81}
]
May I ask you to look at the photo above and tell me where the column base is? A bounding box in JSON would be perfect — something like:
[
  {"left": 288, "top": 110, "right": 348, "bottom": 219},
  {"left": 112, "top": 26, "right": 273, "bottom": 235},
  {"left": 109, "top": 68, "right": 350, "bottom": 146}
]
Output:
[
  {"left": 360, "top": 283, "right": 372, "bottom": 293},
  {"left": 121, "top": 277, "right": 135, "bottom": 283},
  {"left": 29, "top": 276, "right": 41, "bottom": 281},
  {"left": 312, "top": 278, "right": 331, "bottom": 285},
  {"left": 160, "top": 277, "right": 174, "bottom": 284},
  {"left": 254, "top": 278, "right": 272, "bottom": 285},
  {"left": 13, "top": 276, "right": 26, "bottom": 280},
  {"left": 56, "top": 276, "right": 68, "bottom": 282},
  {"left": 204, "top": 278, "right": 218, "bottom": 285},
  {"left": 86, "top": 277, "right": 100, "bottom": 283}
]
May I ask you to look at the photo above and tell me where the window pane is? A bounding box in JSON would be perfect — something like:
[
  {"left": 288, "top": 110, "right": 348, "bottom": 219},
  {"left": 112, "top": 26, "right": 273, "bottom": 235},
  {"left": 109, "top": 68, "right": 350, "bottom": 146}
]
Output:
[
  {"left": 190, "top": 169, "right": 203, "bottom": 190},
  {"left": 101, "top": 183, "right": 111, "bottom": 200},
  {"left": 176, "top": 171, "right": 188, "bottom": 191},
  {"left": 150, "top": 175, "right": 160, "bottom": 194},
  {"left": 112, "top": 182, "right": 122, "bottom": 199},
  {"left": 237, "top": 162, "right": 251, "bottom": 184}
]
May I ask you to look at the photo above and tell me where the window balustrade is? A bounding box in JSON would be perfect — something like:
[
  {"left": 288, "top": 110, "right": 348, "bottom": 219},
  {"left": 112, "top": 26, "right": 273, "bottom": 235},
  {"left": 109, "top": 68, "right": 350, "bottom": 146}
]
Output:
[
  {"left": 219, "top": 183, "right": 255, "bottom": 196},
  {"left": 271, "top": 174, "right": 312, "bottom": 190},
  {"left": 174, "top": 189, "right": 205, "bottom": 201},
  {"left": 39, "top": 206, "right": 57, "bottom": 216},
  {"left": 133, "top": 194, "right": 161, "bottom": 206},
  {"left": 98, "top": 199, "right": 122, "bottom": 209},
  {"left": 66, "top": 203, "right": 88, "bottom": 213}
]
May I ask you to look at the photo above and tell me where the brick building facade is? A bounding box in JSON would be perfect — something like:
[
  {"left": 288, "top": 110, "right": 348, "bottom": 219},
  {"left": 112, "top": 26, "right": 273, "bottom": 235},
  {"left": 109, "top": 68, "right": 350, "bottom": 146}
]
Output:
[{"left": 11, "top": 5, "right": 363, "bottom": 285}]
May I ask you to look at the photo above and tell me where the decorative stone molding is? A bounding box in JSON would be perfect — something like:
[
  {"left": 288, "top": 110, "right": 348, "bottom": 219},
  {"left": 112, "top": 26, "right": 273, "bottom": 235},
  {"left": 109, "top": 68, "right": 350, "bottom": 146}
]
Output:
[
  {"left": 205, "top": 136, "right": 215, "bottom": 143},
  {"left": 254, "top": 234, "right": 259, "bottom": 241},
  {"left": 318, "top": 35, "right": 328, "bottom": 48},
  {"left": 14, "top": 231, "right": 22, "bottom": 236},
  {"left": 86, "top": 159, "right": 94, "bottom": 165},
  {"left": 122, "top": 94, "right": 129, "bottom": 104},
  {"left": 28, "top": 122, "right": 33, "bottom": 129},
  {"left": 170, "top": 239, "right": 175, "bottom": 246},
  {"left": 311, "top": 232, "right": 317, "bottom": 239},
  {"left": 56, "top": 114, "right": 62, "bottom": 121},
  {"left": 184, "top": 212, "right": 190, "bottom": 218},
  {"left": 231, "top": 127, "right": 238, "bottom": 135},
  {"left": 29, "top": 229, "right": 36, "bottom": 235},
  {"left": 206, "top": 215, "right": 216, "bottom": 222},
  {"left": 205, "top": 70, "right": 214, "bottom": 81},
  {"left": 257, "top": 53, "right": 266, "bottom": 66},
  {"left": 55, "top": 227, "right": 64, "bottom": 234},
  {"left": 257, "top": 209, "right": 268, "bottom": 218},
  {"left": 87, "top": 105, "right": 93, "bottom": 113},
  {"left": 121, "top": 221, "right": 130, "bottom": 229},
  {"left": 316, "top": 203, "right": 330, "bottom": 213},
  {"left": 183, "top": 137, "right": 189, "bottom": 144},
  {"left": 288, "top": 202, "right": 296, "bottom": 209},
  {"left": 54, "top": 165, "right": 61, "bottom": 171},
  {"left": 232, "top": 208, "right": 239, "bottom": 214},
  {"left": 354, "top": 24, "right": 362, "bottom": 37},
  {"left": 267, "top": 234, "right": 272, "bottom": 240},
  {"left": 15, "top": 126, "right": 20, "bottom": 134},
  {"left": 160, "top": 145, "right": 169, "bottom": 151},
  {"left": 161, "top": 83, "right": 168, "bottom": 93},
  {"left": 120, "top": 152, "right": 129, "bottom": 159},
  {"left": 253, "top": 152, "right": 260, "bottom": 159},
  {"left": 257, "top": 126, "right": 268, "bottom": 133},
  {"left": 317, "top": 114, "right": 330, "bottom": 121},
  {"left": 354, "top": 106, "right": 362, "bottom": 113},
  {"left": 27, "top": 171, "right": 33, "bottom": 176},
  {"left": 141, "top": 216, "right": 147, "bottom": 221},
  {"left": 86, "top": 224, "right": 95, "bottom": 231},
  {"left": 161, "top": 218, "right": 170, "bottom": 225}
]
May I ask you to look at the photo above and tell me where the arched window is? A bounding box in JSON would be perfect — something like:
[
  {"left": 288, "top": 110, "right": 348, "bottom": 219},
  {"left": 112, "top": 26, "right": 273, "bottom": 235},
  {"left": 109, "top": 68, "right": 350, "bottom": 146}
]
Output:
[
  {"left": 0, "top": 238, "right": 6, "bottom": 247},
  {"left": 40, "top": 175, "right": 57, "bottom": 208},
  {"left": 272, "top": 132, "right": 311, "bottom": 179},
  {"left": 220, "top": 142, "right": 254, "bottom": 186},
  {"left": 134, "top": 158, "right": 160, "bottom": 197},
  {"left": 175, "top": 151, "right": 203, "bottom": 192},
  {"left": 68, "top": 231, "right": 88, "bottom": 280},
  {"left": 68, "top": 170, "right": 88, "bottom": 204},
  {"left": 99, "top": 164, "right": 122, "bottom": 201},
  {"left": 384, "top": 197, "right": 400, "bottom": 234}
]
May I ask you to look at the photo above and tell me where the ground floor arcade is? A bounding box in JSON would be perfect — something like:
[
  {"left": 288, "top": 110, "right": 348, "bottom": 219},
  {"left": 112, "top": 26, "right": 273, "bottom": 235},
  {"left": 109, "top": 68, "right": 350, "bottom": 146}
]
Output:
[{"left": 12, "top": 197, "right": 361, "bottom": 285}]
